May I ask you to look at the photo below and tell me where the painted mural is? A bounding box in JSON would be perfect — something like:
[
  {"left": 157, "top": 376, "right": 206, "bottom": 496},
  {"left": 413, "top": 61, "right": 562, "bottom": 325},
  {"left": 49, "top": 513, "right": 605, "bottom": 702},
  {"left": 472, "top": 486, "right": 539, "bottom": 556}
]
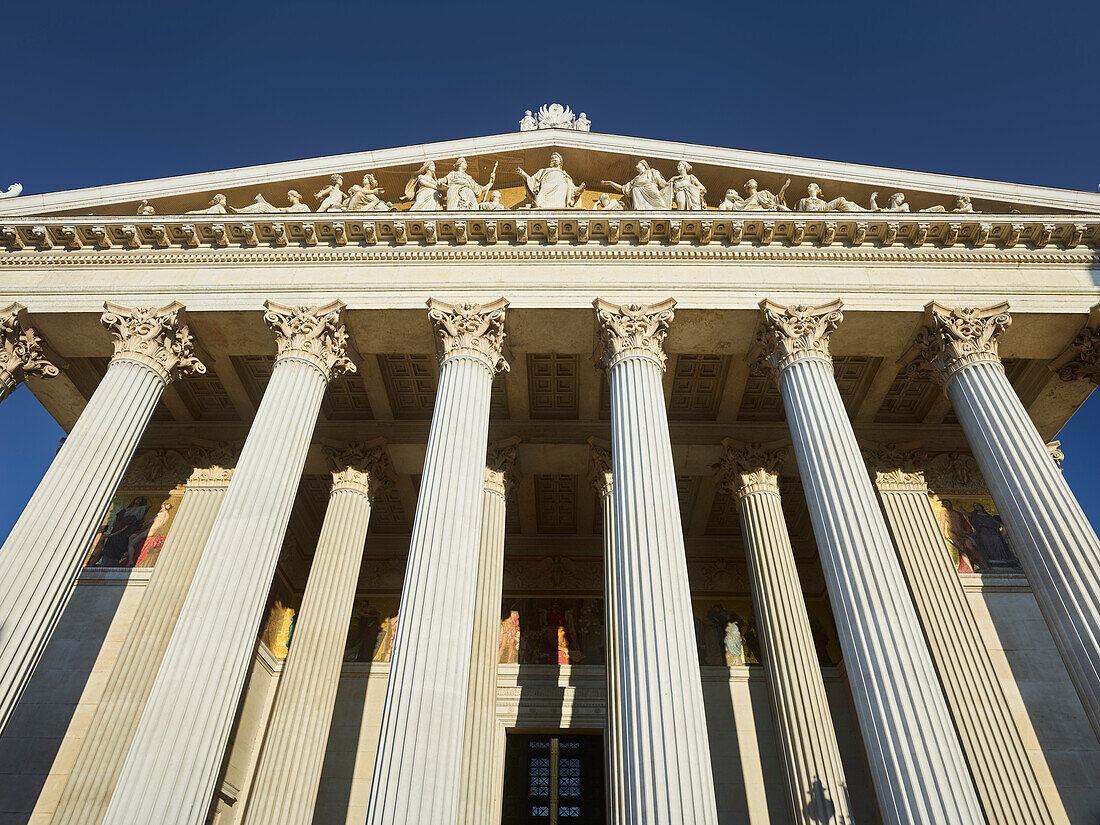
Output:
[
  {"left": 929, "top": 493, "right": 1021, "bottom": 574},
  {"left": 259, "top": 580, "right": 299, "bottom": 660},
  {"left": 343, "top": 596, "right": 401, "bottom": 663},
  {"left": 498, "top": 598, "right": 605, "bottom": 666},
  {"left": 84, "top": 489, "right": 183, "bottom": 569}
]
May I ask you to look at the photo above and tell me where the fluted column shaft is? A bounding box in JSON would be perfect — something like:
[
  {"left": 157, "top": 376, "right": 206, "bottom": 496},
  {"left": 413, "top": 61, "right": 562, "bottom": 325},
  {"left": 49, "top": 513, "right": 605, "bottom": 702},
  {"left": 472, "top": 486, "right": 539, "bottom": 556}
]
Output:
[
  {"left": 871, "top": 464, "right": 1056, "bottom": 825},
  {"left": 242, "top": 451, "right": 381, "bottom": 825},
  {"left": 778, "top": 357, "right": 983, "bottom": 824},
  {"left": 0, "top": 358, "right": 165, "bottom": 734},
  {"left": 949, "top": 361, "right": 1100, "bottom": 740},
  {"left": 366, "top": 297, "right": 507, "bottom": 825},
  {"left": 720, "top": 444, "right": 853, "bottom": 825},
  {"left": 458, "top": 445, "right": 513, "bottom": 825},
  {"left": 757, "top": 299, "right": 984, "bottom": 825},
  {"left": 50, "top": 467, "right": 232, "bottom": 825},
  {"left": 0, "top": 302, "right": 201, "bottom": 735},
  {"left": 595, "top": 298, "right": 719, "bottom": 825},
  {"left": 102, "top": 300, "right": 353, "bottom": 825}
]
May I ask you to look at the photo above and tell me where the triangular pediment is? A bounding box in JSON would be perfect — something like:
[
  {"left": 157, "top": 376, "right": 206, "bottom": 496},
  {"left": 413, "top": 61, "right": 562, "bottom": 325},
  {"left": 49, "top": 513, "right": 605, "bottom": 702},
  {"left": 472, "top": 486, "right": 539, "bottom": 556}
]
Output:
[{"left": 3, "top": 129, "right": 1099, "bottom": 219}]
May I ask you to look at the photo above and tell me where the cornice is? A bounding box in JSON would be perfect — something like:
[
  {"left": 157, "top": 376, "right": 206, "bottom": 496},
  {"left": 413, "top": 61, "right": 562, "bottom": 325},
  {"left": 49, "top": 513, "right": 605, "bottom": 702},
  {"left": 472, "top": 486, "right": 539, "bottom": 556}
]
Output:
[{"left": 1, "top": 214, "right": 1098, "bottom": 268}]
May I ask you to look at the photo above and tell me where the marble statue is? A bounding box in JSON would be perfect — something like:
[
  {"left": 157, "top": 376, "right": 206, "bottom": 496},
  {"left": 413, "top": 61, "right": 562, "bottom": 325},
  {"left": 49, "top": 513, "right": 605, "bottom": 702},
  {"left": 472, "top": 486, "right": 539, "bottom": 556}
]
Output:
[
  {"left": 723, "top": 621, "right": 744, "bottom": 666},
  {"left": 538, "top": 103, "right": 575, "bottom": 130},
  {"left": 284, "top": 190, "right": 311, "bottom": 212},
  {"left": 718, "top": 189, "right": 743, "bottom": 211},
  {"left": 874, "top": 192, "right": 909, "bottom": 212},
  {"left": 517, "top": 152, "right": 585, "bottom": 209},
  {"left": 315, "top": 175, "right": 347, "bottom": 213},
  {"left": 575, "top": 112, "right": 591, "bottom": 132},
  {"left": 668, "top": 161, "right": 707, "bottom": 210},
  {"left": 920, "top": 195, "right": 976, "bottom": 213},
  {"left": 137, "top": 200, "right": 156, "bottom": 216},
  {"left": 232, "top": 194, "right": 282, "bottom": 214},
  {"left": 186, "top": 194, "right": 228, "bottom": 215},
  {"left": 0, "top": 183, "right": 22, "bottom": 199},
  {"left": 795, "top": 182, "right": 870, "bottom": 212},
  {"left": 344, "top": 173, "right": 391, "bottom": 211},
  {"left": 601, "top": 160, "right": 670, "bottom": 210},
  {"left": 480, "top": 191, "right": 507, "bottom": 210},
  {"left": 594, "top": 193, "right": 623, "bottom": 210},
  {"left": 738, "top": 178, "right": 790, "bottom": 211},
  {"left": 519, "top": 110, "right": 537, "bottom": 131},
  {"left": 404, "top": 161, "right": 443, "bottom": 211},
  {"left": 438, "top": 157, "right": 494, "bottom": 210}
]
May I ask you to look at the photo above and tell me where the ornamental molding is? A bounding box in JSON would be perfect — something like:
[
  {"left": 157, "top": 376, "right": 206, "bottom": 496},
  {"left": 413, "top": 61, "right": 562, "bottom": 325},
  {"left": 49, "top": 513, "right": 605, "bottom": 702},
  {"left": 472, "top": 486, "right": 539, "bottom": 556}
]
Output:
[
  {"left": 587, "top": 437, "right": 613, "bottom": 499},
  {"left": 1049, "top": 304, "right": 1100, "bottom": 385},
  {"left": 593, "top": 297, "right": 676, "bottom": 370},
  {"left": 121, "top": 448, "right": 195, "bottom": 489},
  {"left": 100, "top": 301, "right": 206, "bottom": 384},
  {"left": 0, "top": 302, "right": 59, "bottom": 390},
  {"left": 861, "top": 442, "right": 928, "bottom": 491},
  {"left": 915, "top": 301, "right": 1011, "bottom": 381},
  {"left": 485, "top": 436, "right": 520, "bottom": 496},
  {"left": 717, "top": 439, "right": 787, "bottom": 500},
  {"left": 263, "top": 299, "right": 356, "bottom": 382},
  {"left": 754, "top": 298, "right": 843, "bottom": 372},
  {"left": 924, "top": 452, "right": 987, "bottom": 491},
  {"left": 426, "top": 297, "right": 509, "bottom": 374},
  {"left": 323, "top": 440, "right": 390, "bottom": 500},
  {"left": 3, "top": 215, "right": 1094, "bottom": 261}
]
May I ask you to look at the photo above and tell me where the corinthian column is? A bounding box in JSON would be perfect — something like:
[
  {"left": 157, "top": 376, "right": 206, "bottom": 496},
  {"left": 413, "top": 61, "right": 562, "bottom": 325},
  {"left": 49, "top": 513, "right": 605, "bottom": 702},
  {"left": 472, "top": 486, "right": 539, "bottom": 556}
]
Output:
[
  {"left": 864, "top": 444, "right": 1056, "bottom": 825},
  {"left": 101, "top": 301, "right": 354, "bottom": 825},
  {"left": 918, "top": 302, "right": 1100, "bottom": 742},
  {"left": 0, "top": 302, "right": 59, "bottom": 402},
  {"left": 50, "top": 448, "right": 236, "bottom": 825},
  {"left": 587, "top": 439, "right": 624, "bottom": 825},
  {"left": 717, "top": 441, "right": 853, "bottom": 825},
  {"left": 594, "top": 298, "right": 719, "bottom": 825},
  {"left": 757, "top": 299, "right": 983, "bottom": 825},
  {"left": 458, "top": 437, "right": 518, "bottom": 825},
  {"left": 242, "top": 442, "right": 388, "bottom": 825},
  {"left": 0, "top": 302, "right": 204, "bottom": 736},
  {"left": 366, "top": 298, "right": 508, "bottom": 825}
]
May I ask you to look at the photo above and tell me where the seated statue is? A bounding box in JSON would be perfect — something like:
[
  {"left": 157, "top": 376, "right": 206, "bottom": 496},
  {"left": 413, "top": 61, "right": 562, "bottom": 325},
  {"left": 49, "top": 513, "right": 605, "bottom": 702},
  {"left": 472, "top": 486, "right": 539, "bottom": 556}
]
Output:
[
  {"left": 920, "top": 194, "right": 976, "bottom": 213},
  {"left": 593, "top": 193, "right": 623, "bottom": 210},
  {"left": 137, "top": 200, "right": 156, "bottom": 216},
  {"left": 344, "top": 173, "right": 391, "bottom": 211},
  {"left": 795, "top": 182, "right": 870, "bottom": 212},
  {"left": 517, "top": 152, "right": 584, "bottom": 209},
  {"left": 737, "top": 178, "right": 790, "bottom": 211},
  {"left": 232, "top": 194, "right": 282, "bottom": 214},
  {"left": 438, "top": 157, "right": 495, "bottom": 211},
  {"left": 186, "top": 194, "right": 228, "bottom": 215},
  {"left": 601, "top": 160, "right": 670, "bottom": 210},
  {"left": 717, "top": 189, "right": 743, "bottom": 211},
  {"left": 284, "top": 190, "right": 310, "bottom": 212},
  {"left": 480, "top": 191, "right": 507, "bottom": 210},
  {"left": 873, "top": 192, "right": 909, "bottom": 212}
]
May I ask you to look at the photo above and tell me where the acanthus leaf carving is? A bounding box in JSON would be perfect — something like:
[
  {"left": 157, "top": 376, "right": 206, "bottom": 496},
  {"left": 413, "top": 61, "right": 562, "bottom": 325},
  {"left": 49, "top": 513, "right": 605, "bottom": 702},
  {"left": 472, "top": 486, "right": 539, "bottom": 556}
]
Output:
[
  {"left": 755, "top": 298, "right": 843, "bottom": 372},
  {"left": 717, "top": 439, "right": 786, "bottom": 500},
  {"left": 917, "top": 301, "right": 1011, "bottom": 381},
  {"left": 100, "top": 300, "right": 206, "bottom": 384},
  {"left": 1049, "top": 304, "right": 1100, "bottom": 385},
  {"left": 426, "top": 297, "right": 509, "bottom": 374},
  {"left": 485, "top": 436, "right": 520, "bottom": 496},
  {"left": 593, "top": 297, "right": 676, "bottom": 371},
  {"left": 187, "top": 441, "right": 240, "bottom": 486},
  {"left": 0, "top": 303, "right": 59, "bottom": 392},
  {"left": 323, "top": 440, "right": 390, "bottom": 500},
  {"left": 263, "top": 299, "right": 356, "bottom": 382},
  {"left": 587, "top": 437, "right": 613, "bottom": 498},
  {"left": 860, "top": 442, "right": 928, "bottom": 491}
]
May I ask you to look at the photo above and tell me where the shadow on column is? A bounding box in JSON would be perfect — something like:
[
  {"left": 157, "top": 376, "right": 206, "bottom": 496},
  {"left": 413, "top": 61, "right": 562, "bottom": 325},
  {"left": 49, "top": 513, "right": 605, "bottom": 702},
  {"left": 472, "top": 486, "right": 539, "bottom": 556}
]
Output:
[{"left": 0, "top": 577, "right": 127, "bottom": 823}]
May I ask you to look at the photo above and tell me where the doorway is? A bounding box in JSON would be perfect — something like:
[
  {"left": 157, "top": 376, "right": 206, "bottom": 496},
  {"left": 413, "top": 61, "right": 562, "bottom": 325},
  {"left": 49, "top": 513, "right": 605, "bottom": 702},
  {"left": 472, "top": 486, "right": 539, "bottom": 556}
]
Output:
[{"left": 501, "top": 733, "right": 606, "bottom": 823}]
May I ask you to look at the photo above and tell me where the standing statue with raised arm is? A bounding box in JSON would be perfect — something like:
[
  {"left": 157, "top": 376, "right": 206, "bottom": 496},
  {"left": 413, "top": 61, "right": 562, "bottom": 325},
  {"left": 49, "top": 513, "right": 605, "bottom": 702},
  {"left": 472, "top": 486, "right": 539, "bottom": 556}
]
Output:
[
  {"left": 600, "top": 159, "right": 670, "bottom": 210},
  {"left": 517, "top": 152, "right": 585, "bottom": 209}
]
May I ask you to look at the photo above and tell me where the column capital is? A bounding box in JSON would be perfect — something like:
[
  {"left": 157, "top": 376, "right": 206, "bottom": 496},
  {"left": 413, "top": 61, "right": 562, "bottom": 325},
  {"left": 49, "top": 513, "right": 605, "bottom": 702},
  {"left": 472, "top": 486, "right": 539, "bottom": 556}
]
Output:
[
  {"left": 101, "top": 301, "right": 206, "bottom": 384},
  {"left": 427, "top": 297, "right": 509, "bottom": 374},
  {"left": 754, "top": 298, "right": 843, "bottom": 372},
  {"left": 917, "top": 301, "right": 1011, "bottom": 381},
  {"left": 187, "top": 441, "right": 240, "bottom": 487},
  {"left": 861, "top": 442, "right": 929, "bottom": 491},
  {"left": 1047, "top": 440, "right": 1065, "bottom": 468},
  {"left": 485, "top": 436, "right": 520, "bottom": 496},
  {"left": 0, "top": 303, "right": 60, "bottom": 392},
  {"left": 1049, "top": 304, "right": 1100, "bottom": 385},
  {"left": 593, "top": 297, "right": 676, "bottom": 371},
  {"left": 263, "top": 299, "right": 356, "bottom": 382},
  {"left": 586, "top": 437, "right": 613, "bottom": 498},
  {"left": 323, "top": 441, "right": 390, "bottom": 500},
  {"left": 717, "top": 439, "right": 786, "bottom": 500}
]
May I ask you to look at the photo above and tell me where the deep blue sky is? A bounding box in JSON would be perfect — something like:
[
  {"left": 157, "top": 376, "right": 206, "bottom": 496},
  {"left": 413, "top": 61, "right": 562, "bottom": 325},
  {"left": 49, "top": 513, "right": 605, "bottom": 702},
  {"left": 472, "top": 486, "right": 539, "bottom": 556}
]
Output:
[{"left": 2, "top": 0, "right": 1099, "bottom": 537}]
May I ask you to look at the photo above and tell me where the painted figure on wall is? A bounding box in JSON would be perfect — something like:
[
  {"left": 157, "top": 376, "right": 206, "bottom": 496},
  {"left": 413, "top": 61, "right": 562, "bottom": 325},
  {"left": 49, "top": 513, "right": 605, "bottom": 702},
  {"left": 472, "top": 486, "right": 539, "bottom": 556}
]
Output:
[
  {"left": 497, "top": 598, "right": 603, "bottom": 665},
  {"left": 499, "top": 609, "right": 521, "bottom": 664},
  {"left": 85, "top": 491, "right": 182, "bottom": 569},
  {"left": 90, "top": 496, "right": 150, "bottom": 566},
  {"left": 936, "top": 498, "right": 983, "bottom": 572},
  {"left": 931, "top": 493, "right": 1020, "bottom": 573},
  {"left": 968, "top": 503, "right": 1015, "bottom": 565},
  {"left": 342, "top": 597, "right": 400, "bottom": 663},
  {"left": 694, "top": 601, "right": 760, "bottom": 665},
  {"left": 130, "top": 500, "right": 173, "bottom": 567}
]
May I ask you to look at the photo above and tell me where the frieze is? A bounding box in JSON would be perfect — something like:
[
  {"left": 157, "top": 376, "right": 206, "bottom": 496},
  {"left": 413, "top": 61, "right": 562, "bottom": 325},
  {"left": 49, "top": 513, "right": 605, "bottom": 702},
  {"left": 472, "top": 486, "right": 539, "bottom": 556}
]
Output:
[
  {"left": 120, "top": 448, "right": 195, "bottom": 489},
  {"left": 924, "top": 452, "right": 988, "bottom": 492}
]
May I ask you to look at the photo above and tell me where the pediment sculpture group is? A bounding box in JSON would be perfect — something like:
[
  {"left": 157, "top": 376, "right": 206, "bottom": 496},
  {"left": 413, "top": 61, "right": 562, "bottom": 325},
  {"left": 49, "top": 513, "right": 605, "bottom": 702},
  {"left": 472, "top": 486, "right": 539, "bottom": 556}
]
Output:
[{"left": 159, "top": 153, "right": 979, "bottom": 217}]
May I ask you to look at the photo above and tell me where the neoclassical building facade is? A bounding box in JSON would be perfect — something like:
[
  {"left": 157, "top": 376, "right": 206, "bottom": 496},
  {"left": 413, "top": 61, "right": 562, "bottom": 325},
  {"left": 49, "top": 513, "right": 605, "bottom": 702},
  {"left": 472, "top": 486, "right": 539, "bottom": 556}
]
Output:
[{"left": 2, "top": 112, "right": 1100, "bottom": 825}]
